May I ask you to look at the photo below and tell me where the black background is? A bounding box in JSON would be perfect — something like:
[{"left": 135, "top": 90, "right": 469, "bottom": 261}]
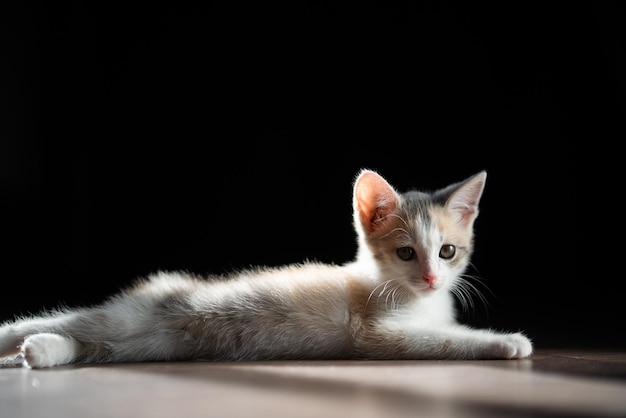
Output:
[{"left": 3, "top": 2, "right": 624, "bottom": 349}]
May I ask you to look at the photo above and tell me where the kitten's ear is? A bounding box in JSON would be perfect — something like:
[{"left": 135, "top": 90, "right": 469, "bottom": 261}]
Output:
[
  {"left": 444, "top": 171, "right": 487, "bottom": 228},
  {"left": 353, "top": 169, "right": 400, "bottom": 234}
]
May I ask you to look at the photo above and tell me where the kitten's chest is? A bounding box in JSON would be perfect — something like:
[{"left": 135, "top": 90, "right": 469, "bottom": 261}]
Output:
[
  {"left": 388, "top": 291, "right": 456, "bottom": 326},
  {"left": 350, "top": 280, "right": 456, "bottom": 327}
]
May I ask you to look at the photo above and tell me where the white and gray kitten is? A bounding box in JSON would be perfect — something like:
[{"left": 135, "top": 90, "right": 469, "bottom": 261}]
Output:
[{"left": 0, "top": 169, "right": 532, "bottom": 368}]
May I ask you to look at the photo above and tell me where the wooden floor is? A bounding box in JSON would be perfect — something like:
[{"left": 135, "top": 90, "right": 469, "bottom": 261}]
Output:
[{"left": 1, "top": 349, "right": 625, "bottom": 418}]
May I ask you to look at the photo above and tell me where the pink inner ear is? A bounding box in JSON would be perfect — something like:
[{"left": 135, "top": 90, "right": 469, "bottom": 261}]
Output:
[{"left": 354, "top": 171, "right": 398, "bottom": 232}]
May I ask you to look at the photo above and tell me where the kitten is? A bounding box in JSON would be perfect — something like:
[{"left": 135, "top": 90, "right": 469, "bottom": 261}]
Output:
[{"left": 0, "top": 169, "right": 532, "bottom": 368}]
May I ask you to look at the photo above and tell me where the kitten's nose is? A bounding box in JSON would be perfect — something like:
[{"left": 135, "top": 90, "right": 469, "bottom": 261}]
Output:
[{"left": 422, "top": 273, "right": 437, "bottom": 286}]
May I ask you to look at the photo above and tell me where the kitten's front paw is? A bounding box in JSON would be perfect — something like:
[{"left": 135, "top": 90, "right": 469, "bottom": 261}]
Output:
[
  {"left": 21, "top": 333, "right": 77, "bottom": 368},
  {"left": 492, "top": 332, "right": 533, "bottom": 359}
]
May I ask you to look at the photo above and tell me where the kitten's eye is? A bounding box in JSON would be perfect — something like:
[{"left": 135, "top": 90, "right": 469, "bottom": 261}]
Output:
[
  {"left": 396, "top": 247, "right": 416, "bottom": 261},
  {"left": 439, "top": 244, "right": 456, "bottom": 259}
]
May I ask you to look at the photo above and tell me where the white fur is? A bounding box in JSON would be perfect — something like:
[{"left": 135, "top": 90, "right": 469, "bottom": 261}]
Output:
[{"left": 21, "top": 333, "right": 78, "bottom": 369}]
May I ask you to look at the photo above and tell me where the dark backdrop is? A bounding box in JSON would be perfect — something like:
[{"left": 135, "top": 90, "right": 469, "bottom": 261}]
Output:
[{"left": 3, "top": 2, "right": 624, "bottom": 349}]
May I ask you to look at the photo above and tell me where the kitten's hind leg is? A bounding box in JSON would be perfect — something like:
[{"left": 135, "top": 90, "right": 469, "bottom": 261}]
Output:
[
  {"left": 0, "top": 311, "right": 84, "bottom": 367},
  {"left": 21, "top": 333, "right": 79, "bottom": 368}
]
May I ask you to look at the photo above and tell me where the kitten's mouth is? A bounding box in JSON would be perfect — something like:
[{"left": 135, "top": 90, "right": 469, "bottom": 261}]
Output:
[{"left": 412, "top": 282, "right": 439, "bottom": 295}]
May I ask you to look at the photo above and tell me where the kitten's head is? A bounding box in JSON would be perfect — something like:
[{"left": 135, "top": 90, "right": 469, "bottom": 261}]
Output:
[{"left": 352, "top": 169, "right": 486, "bottom": 298}]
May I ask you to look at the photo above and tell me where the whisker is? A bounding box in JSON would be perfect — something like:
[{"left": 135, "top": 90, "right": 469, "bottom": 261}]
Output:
[
  {"left": 463, "top": 263, "right": 496, "bottom": 297},
  {"left": 378, "top": 214, "right": 413, "bottom": 244},
  {"left": 462, "top": 273, "right": 496, "bottom": 301},
  {"left": 367, "top": 278, "right": 410, "bottom": 311},
  {"left": 380, "top": 227, "right": 412, "bottom": 243},
  {"left": 385, "top": 287, "right": 394, "bottom": 308},
  {"left": 384, "top": 213, "right": 410, "bottom": 229},
  {"left": 367, "top": 279, "right": 396, "bottom": 308},
  {"left": 450, "top": 286, "right": 468, "bottom": 314},
  {"left": 452, "top": 273, "right": 493, "bottom": 319},
  {"left": 390, "top": 286, "right": 399, "bottom": 310}
]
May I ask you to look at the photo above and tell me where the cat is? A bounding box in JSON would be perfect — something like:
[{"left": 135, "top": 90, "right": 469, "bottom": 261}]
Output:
[{"left": 0, "top": 169, "right": 532, "bottom": 368}]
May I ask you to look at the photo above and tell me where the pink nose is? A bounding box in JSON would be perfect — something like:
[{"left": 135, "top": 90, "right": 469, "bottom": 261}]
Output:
[{"left": 422, "top": 273, "right": 437, "bottom": 286}]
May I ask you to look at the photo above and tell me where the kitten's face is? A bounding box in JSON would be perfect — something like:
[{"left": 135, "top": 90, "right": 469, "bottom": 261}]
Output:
[
  {"left": 352, "top": 169, "right": 485, "bottom": 299},
  {"left": 370, "top": 194, "right": 474, "bottom": 297}
]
